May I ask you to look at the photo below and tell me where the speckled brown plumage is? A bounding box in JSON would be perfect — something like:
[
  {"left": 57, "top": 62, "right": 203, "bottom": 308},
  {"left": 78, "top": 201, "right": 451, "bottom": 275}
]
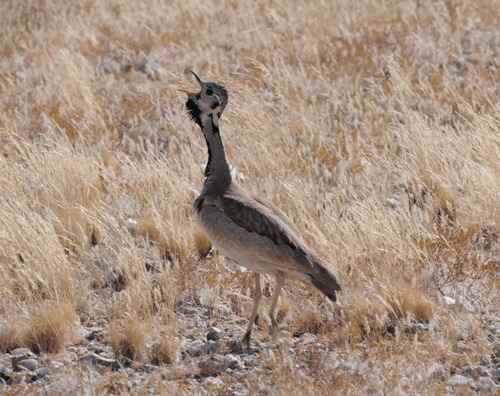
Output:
[{"left": 185, "top": 72, "right": 341, "bottom": 347}]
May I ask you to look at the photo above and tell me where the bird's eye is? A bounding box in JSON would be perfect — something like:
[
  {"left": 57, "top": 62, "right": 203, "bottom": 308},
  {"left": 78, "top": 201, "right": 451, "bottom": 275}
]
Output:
[{"left": 206, "top": 88, "right": 213, "bottom": 96}]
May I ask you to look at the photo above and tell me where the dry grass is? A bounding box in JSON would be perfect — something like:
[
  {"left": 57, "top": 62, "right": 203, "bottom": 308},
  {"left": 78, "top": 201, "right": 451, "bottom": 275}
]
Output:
[
  {"left": 107, "top": 317, "right": 146, "bottom": 362},
  {"left": 193, "top": 226, "right": 212, "bottom": 258},
  {"left": 150, "top": 332, "right": 179, "bottom": 365},
  {"left": 0, "top": 322, "right": 23, "bottom": 353},
  {"left": 0, "top": 0, "right": 499, "bottom": 394},
  {"left": 23, "top": 301, "right": 76, "bottom": 354},
  {"left": 343, "top": 285, "right": 434, "bottom": 341},
  {"left": 0, "top": 301, "right": 75, "bottom": 354},
  {"left": 292, "top": 309, "right": 327, "bottom": 336}
]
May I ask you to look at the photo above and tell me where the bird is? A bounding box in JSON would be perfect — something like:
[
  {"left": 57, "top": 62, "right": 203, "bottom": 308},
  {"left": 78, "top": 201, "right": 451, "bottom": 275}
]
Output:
[{"left": 183, "top": 71, "right": 341, "bottom": 348}]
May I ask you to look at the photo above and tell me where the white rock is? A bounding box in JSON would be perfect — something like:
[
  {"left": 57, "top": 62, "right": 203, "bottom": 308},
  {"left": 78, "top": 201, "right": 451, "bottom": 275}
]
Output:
[
  {"left": 32, "top": 367, "right": 49, "bottom": 381},
  {"left": 448, "top": 374, "right": 471, "bottom": 386},
  {"left": 205, "top": 377, "right": 224, "bottom": 387},
  {"left": 385, "top": 197, "right": 399, "bottom": 209},
  {"left": 126, "top": 218, "right": 138, "bottom": 234},
  {"left": 223, "top": 354, "right": 241, "bottom": 370},
  {"left": 50, "top": 361, "right": 65, "bottom": 370}
]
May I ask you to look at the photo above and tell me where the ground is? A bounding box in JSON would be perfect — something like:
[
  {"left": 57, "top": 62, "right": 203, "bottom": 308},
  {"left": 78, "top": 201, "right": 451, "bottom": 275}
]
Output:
[{"left": 0, "top": 0, "right": 499, "bottom": 395}]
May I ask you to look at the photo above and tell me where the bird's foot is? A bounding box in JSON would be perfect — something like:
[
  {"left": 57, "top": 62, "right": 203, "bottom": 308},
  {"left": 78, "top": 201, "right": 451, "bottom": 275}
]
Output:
[
  {"left": 241, "top": 329, "right": 252, "bottom": 350},
  {"left": 270, "top": 317, "right": 281, "bottom": 342}
]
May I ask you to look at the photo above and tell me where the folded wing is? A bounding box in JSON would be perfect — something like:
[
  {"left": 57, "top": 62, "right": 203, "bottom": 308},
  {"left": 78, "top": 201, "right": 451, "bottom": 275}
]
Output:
[{"left": 220, "top": 185, "right": 341, "bottom": 301}]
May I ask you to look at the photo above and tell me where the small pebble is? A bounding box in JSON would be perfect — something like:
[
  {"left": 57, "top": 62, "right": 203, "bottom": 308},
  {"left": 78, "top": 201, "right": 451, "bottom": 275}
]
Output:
[
  {"left": 10, "top": 348, "right": 34, "bottom": 358},
  {"left": 207, "top": 327, "right": 223, "bottom": 341},
  {"left": 50, "top": 361, "right": 65, "bottom": 370},
  {"left": 11, "top": 348, "right": 36, "bottom": 368},
  {"left": 15, "top": 358, "right": 38, "bottom": 372},
  {"left": 385, "top": 197, "right": 399, "bottom": 209},
  {"left": 205, "top": 377, "right": 224, "bottom": 387},
  {"left": 415, "top": 323, "right": 430, "bottom": 332},
  {"left": 0, "top": 367, "right": 11, "bottom": 383},
  {"left": 205, "top": 340, "right": 219, "bottom": 354},
  {"left": 224, "top": 354, "right": 241, "bottom": 370},
  {"left": 31, "top": 367, "right": 49, "bottom": 382}
]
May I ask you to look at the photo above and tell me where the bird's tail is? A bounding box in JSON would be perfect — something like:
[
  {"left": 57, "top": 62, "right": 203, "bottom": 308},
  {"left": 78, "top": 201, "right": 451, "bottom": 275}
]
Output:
[{"left": 310, "top": 260, "right": 341, "bottom": 302}]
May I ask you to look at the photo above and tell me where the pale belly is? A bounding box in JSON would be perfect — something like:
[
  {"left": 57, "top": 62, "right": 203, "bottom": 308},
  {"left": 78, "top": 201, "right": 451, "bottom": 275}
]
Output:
[
  {"left": 196, "top": 204, "right": 309, "bottom": 282},
  {"left": 199, "top": 214, "right": 275, "bottom": 274}
]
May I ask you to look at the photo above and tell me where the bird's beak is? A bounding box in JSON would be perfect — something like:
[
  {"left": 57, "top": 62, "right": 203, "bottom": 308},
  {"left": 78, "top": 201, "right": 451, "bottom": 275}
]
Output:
[
  {"left": 179, "top": 71, "right": 203, "bottom": 97},
  {"left": 191, "top": 71, "right": 203, "bottom": 88}
]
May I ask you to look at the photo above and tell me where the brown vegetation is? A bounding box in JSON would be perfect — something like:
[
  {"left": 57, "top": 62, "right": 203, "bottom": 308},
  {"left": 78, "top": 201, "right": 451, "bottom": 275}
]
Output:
[{"left": 0, "top": 0, "right": 499, "bottom": 394}]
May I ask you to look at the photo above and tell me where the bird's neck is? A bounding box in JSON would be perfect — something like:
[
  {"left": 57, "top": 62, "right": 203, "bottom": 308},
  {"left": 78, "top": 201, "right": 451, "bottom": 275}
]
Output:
[{"left": 200, "top": 114, "right": 231, "bottom": 195}]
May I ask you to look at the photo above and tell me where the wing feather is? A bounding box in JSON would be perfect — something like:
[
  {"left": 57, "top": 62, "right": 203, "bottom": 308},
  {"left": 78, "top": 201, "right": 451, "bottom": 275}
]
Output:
[
  {"left": 210, "top": 185, "right": 342, "bottom": 299},
  {"left": 220, "top": 186, "right": 312, "bottom": 264}
]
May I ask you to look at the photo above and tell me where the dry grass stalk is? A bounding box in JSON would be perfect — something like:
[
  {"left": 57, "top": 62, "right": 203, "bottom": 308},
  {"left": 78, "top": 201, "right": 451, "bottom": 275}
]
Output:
[
  {"left": 150, "top": 333, "right": 179, "bottom": 365},
  {"left": 0, "top": 0, "right": 498, "bottom": 393},
  {"left": 0, "top": 321, "right": 23, "bottom": 353},
  {"left": 193, "top": 226, "right": 212, "bottom": 258},
  {"left": 23, "top": 301, "right": 76, "bottom": 354},
  {"left": 107, "top": 317, "right": 146, "bottom": 362}
]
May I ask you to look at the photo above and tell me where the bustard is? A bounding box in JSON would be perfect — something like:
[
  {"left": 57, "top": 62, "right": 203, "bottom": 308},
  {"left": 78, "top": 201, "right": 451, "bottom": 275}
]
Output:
[{"left": 184, "top": 72, "right": 341, "bottom": 347}]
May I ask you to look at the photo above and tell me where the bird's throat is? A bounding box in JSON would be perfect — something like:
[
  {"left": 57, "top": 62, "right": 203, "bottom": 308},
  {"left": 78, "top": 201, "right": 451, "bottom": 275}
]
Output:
[{"left": 200, "top": 115, "right": 231, "bottom": 195}]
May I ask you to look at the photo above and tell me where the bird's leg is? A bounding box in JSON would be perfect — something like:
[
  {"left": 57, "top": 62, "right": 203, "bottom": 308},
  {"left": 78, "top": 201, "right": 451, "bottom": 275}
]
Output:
[
  {"left": 269, "top": 273, "right": 285, "bottom": 341},
  {"left": 241, "top": 273, "right": 262, "bottom": 348}
]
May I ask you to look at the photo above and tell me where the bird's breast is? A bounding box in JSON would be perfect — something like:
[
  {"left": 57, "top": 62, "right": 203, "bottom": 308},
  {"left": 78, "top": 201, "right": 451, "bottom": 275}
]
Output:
[
  {"left": 194, "top": 203, "right": 307, "bottom": 278},
  {"left": 195, "top": 203, "right": 251, "bottom": 261}
]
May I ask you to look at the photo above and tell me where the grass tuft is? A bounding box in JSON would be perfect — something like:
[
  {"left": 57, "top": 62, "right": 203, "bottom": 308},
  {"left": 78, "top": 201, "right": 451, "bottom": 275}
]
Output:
[
  {"left": 292, "top": 309, "right": 327, "bottom": 336},
  {"left": 23, "top": 301, "right": 76, "bottom": 354},
  {"left": 0, "top": 321, "right": 23, "bottom": 353},
  {"left": 107, "top": 317, "right": 146, "bottom": 362},
  {"left": 193, "top": 226, "right": 212, "bottom": 258},
  {"left": 150, "top": 333, "right": 178, "bottom": 365}
]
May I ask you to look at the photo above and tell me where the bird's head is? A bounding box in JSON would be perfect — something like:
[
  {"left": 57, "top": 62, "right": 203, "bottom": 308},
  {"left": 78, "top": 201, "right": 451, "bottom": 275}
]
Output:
[{"left": 184, "top": 71, "right": 228, "bottom": 128}]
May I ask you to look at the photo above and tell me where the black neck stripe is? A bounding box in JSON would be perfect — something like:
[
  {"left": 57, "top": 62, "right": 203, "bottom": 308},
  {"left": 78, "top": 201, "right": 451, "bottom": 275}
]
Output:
[{"left": 209, "top": 114, "right": 220, "bottom": 134}]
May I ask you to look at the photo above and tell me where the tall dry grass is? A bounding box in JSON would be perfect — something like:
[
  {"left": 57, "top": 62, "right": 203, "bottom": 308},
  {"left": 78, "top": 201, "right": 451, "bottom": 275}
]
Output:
[{"left": 0, "top": 0, "right": 499, "bottom": 393}]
